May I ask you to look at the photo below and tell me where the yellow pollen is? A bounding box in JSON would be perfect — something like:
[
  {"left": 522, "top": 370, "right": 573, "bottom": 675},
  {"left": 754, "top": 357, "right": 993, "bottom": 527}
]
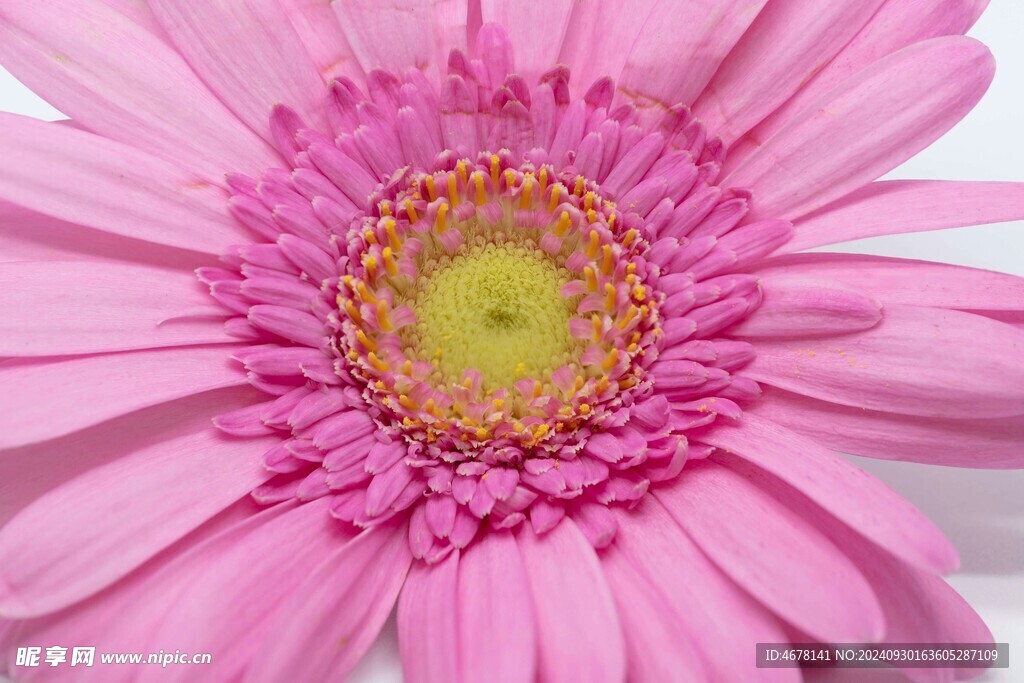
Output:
[
  {"left": 399, "top": 394, "right": 418, "bottom": 410},
  {"left": 356, "top": 329, "right": 376, "bottom": 352},
  {"left": 457, "top": 160, "right": 468, "bottom": 186},
  {"left": 617, "top": 305, "right": 638, "bottom": 329},
  {"left": 584, "top": 191, "right": 595, "bottom": 212},
  {"left": 579, "top": 403, "right": 591, "bottom": 414},
  {"left": 345, "top": 300, "right": 362, "bottom": 324},
  {"left": 574, "top": 176, "right": 585, "bottom": 196},
  {"left": 604, "top": 282, "right": 617, "bottom": 311},
  {"left": 436, "top": 202, "right": 450, "bottom": 233},
  {"left": 591, "top": 314, "right": 603, "bottom": 341},
  {"left": 380, "top": 202, "right": 392, "bottom": 217},
  {"left": 504, "top": 169, "right": 516, "bottom": 192},
  {"left": 476, "top": 428, "right": 488, "bottom": 440},
  {"left": 584, "top": 266, "right": 598, "bottom": 292},
  {"left": 472, "top": 172, "right": 486, "bottom": 205},
  {"left": 402, "top": 359, "right": 413, "bottom": 375},
  {"left": 376, "top": 300, "right": 393, "bottom": 331},
  {"left": 538, "top": 168, "right": 549, "bottom": 195},
  {"left": 633, "top": 285, "right": 647, "bottom": 301},
  {"left": 448, "top": 173, "right": 459, "bottom": 205},
  {"left": 548, "top": 183, "right": 562, "bottom": 212},
  {"left": 574, "top": 375, "right": 585, "bottom": 391},
  {"left": 586, "top": 230, "right": 601, "bottom": 259},
  {"left": 627, "top": 262, "right": 637, "bottom": 275},
  {"left": 533, "top": 380, "right": 543, "bottom": 398},
  {"left": 520, "top": 177, "right": 534, "bottom": 209},
  {"left": 368, "top": 353, "right": 389, "bottom": 372},
  {"left": 602, "top": 348, "right": 620, "bottom": 372},
  {"left": 404, "top": 200, "right": 419, "bottom": 224},
  {"left": 490, "top": 155, "right": 501, "bottom": 186},
  {"left": 364, "top": 230, "right": 378, "bottom": 245},
  {"left": 623, "top": 229, "right": 636, "bottom": 247},
  {"left": 356, "top": 281, "right": 376, "bottom": 304},
  {"left": 383, "top": 218, "right": 402, "bottom": 251},
  {"left": 382, "top": 247, "right": 399, "bottom": 276},
  {"left": 555, "top": 210, "right": 572, "bottom": 237},
  {"left": 364, "top": 255, "right": 378, "bottom": 280},
  {"left": 425, "top": 175, "right": 437, "bottom": 201},
  {"left": 586, "top": 209, "right": 598, "bottom": 224},
  {"left": 601, "top": 245, "right": 614, "bottom": 275}
]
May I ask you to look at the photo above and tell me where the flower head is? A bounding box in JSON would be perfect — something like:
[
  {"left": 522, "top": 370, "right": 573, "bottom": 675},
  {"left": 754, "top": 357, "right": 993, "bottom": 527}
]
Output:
[{"left": 0, "top": 1, "right": 1022, "bottom": 681}]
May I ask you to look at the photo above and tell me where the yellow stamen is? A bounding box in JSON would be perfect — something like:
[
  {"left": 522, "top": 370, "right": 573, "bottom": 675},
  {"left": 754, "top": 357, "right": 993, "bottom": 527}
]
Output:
[
  {"left": 533, "top": 380, "right": 542, "bottom": 398},
  {"left": 538, "top": 168, "right": 549, "bottom": 195},
  {"left": 520, "top": 176, "right": 534, "bottom": 209},
  {"left": 608, "top": 214, "right": 617, "bottom": 231},
  {"left": 601, "top": 244, "right": 614, "bottom": 275},
  {"left": 404, "top": 199, "right": 419, "bottom": 224},
  {"left": 604, "top": 282, "right": 617, "bottom": 311},
  {"left": 573, "top": 176, "right": 585, "bottom": 196},
  {"left": 504, "top": 169, "right": 516, "bottom": 192},
  {"left": 364, "top": 255, "right": 378, "bottom": 280},
  {"left": 376, "top": 300, "right": 393, "bottom": 331},
  {"left": 548, "top": 183, "right": 562, "bottom": 212},
  {"left": 586, "top": 209, "right": 598, "bottom": 224},
  {"left": 356, "top": 281, "right": 376, "bottom": 304},
  {"left": 368, "top": 353, "right": 389, "bottom": 372},
  {"left": 622, "top": 228, "right": 636, "bottom": 247},
  {"left": 424, "top": 174, "right": 437, "bottom": 201},
  {"left": 583, "top": 191, "right": 595, "bottom": 212},
  {"left": 384, "top": 218, "right": 402, "bottom": 252},
  {"left": 490, "top": 154, "right": 501, "bottom": 186},
  {"left": 457, "top": 160, "right": 468, "bottom": 186},
  {"left": 586, "top": 230, "right": 601, "bottom": 259},
  {"left": 399, "top": 394, "right": 418, "bottom": 410},
  {"left": 363, "top": 229, "right": 378, "bottom": 245},
  {"left": 382, "top": 247, "right": 398, "bottom": 276},
  {"left": 402, "top": 359, "right": 413, "bottom": 375},
  {"left": 579, "top": 403, "right": 591, "bottom": 414},
  {"left": 602, "top": 348, "right": 620, "bottom": 372},
  {"left": 355, "top": 329, "right": 376, "bottom": 352},
  {"left": 380, "top": 202, "right": 392, "bottom": 217},
  {"left": 555, "top": 210, "right": 572, "bottom": 237},
  {"left": 584, "top": 266, "right": 598, "bottom": 292},
  {"left": 617, "top": 305, "right": 638, "bottom": 329},
  {"left": 436, "top": 202, "right": 450, "bottom": 233},
  {"left": 344, "top": 299, "right": 362, "bottom": 324},
  {"left": 591, "top": 314, "right": 603, "bottom": 342},
  {"left": 447, "top": 172, "right": 459, "bottom": 205},
  {"left": 473, "top": 172, "right": 486, "bottom": 205}
]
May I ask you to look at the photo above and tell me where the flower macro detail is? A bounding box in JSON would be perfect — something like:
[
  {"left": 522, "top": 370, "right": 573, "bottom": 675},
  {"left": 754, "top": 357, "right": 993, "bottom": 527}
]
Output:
[{"left": 0, "top": 1, "right": 1022, "bottom": 682}]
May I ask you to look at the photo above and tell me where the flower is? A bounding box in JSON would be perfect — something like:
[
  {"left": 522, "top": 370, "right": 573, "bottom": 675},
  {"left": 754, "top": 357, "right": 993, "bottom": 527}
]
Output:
[{"left": 0, "top": 0, "right": 1022, "bottom": 681}]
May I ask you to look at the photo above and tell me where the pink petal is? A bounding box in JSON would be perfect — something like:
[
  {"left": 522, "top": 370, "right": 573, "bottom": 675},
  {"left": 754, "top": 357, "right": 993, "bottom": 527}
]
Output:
[
  {"left": 692, "top": 0, "right": 886, "bottom": 146},
  {"left": 616, "top": 0, "right": 770, "bottom": 113},
  {"left": 518, "top": 519, "right": 626, "bottom": 683},
  {"left": 728, "top": 274, "right": 882, "bottom": 337},
  {"left": 599, "top": 547, "right": 707, "bottom": 682},
  {"left": 149, "top": 0, "right": 329, "bottom": 138},
  {"left": 398, "top": 551, "right": 459, "bottom": 683},
  {"left": 613, "top": 498, "right": 799, "bottom": 683},
  {"left": 744, "top": 305, "right": 1024, "bottom": 419},
  {"left": 781, "top": 180, "right": 1024, "bottom": 251},
  {"left": 0, "top": 114, "right": 245, "bottom": 253},
  {"left": 0, "top": 262, "right": 230, "bottom": 356},
  {"left": 279, "top": 0, "right": 364, "bottom": 83},
  {"left": 699, "top": 413, "right": 959, "bottom": 574},
  {"left": 333, "top": 0, "right": 468, "bottom": 80},
  {"left": 724, "top": 37, "right": 995, "bottom": 221},
  {"left": 458, "top": 531, "right": 535, "bottom": 683},
  {"left": 749, "top": 387, "right": 1024, "bottom": 469},
  {"left": 481, "top": 1, "right": 574, "bottom": 85},
  {"left": 145, "top": 499, "right": 354, "bottom": 682},
  {"left": 0, "top": 200, "right": 209, "bottom": 267},
  {"left": 0, "top": 346, "right": 246, "bottom": 449},
  {"left": 247, "top": 523, "right": 411, "bottom": 682},
  {"left": 0, "top": 427, "right": 277, "bottom": 617},
  {"left": 0, "top": 0, "right": 277, "bottom": 177},
  {"left": 727, "top": 0, "right": 988, "bottom": 169},
  {"left": 656, "top": 460, "right": 885, "bottom": 643}
]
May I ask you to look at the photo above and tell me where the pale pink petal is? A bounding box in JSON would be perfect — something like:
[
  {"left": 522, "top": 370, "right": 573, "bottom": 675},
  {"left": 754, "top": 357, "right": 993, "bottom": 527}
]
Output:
[
  {"left": 655, "top": 460, "right": 885, "bottom": 643},
  {"left": 616, "top": 0, "right": 770, "bottom": 113},
  {"left": 0, "top": 0, "right": 278, "bottom": 177},
  {"left": 749, "top": 387, "right": 1024, "bottom": 469},
  {"left": 743, "top": 305, "right": 1024, "bottom": 419},
  {"left": 398, "top": 551, "right": 459, "bottom": 683},
  {"left": 0, "top": 427, "right": 277, "bottom": 617},
  {"left": 333, "top": 0, "right": 468, "bottom": 80},
  {"left": 279, "top": 0, "right": 364, "bottom": 83},
  {"left": 724, "top": 37, "right": 995, "bottom": 221},
  {"left": 480, "top": 0, "right": 574, "bottom": 85},
  {"left": 144, "top": 499, "right": 354, "bottom": 682},
  {"left": 0, "top": 262, "right": 231, "bottom": 356},
  {"left": 780, "top": 180, "right": 1024, "bottom": 251},
  {"left": 518, "top": 519, "right": 626, "bottom": 683},
  {"left": 727, "top": 0, "right": 988, "bottom": 168},
  {"left": 6, "top": 499, "right": 273, "bottom": 683},
  {"left": 0, "top": 114, "right": 246, "bottom": 253},
  {"left": 727, "top": 274, "right": 882, "bottom": 337},
  {"left": 105, "top": 0, "right": 168, "bottom": 38},
  {"left": 0, "top": 388, "right": 259, "bottom": 529},
  {"left": 751, "top": 252, "right": 1024, "bottom": 311},
  {"left": 149, "top": 0, "right": 329, "bottom": 138},
  {"left": 613, "top": 499, "right": 799, "bottom": 683},
  {"left": 600, "top": 547, "right": 707, "bottom": 682},
  {"left": 557, "top": 0, "right": 659, "bottom": 97},
  {"left": 246, "top": 523, "right": 411, "bottom": 683},
  {"left": 692, "top": 0, "right": 886, "bottom": 147},
  {"left": 0, "top": 200, "right": 210, "bottom": 267},
  {"left": 0, "top": 346, "right": 246, "bottom": 449},
  {"left": 699, "top": 413, "right": 959, "bottom": 574},
  {"left": 458, "top": 531, "right": 535, "bottom": 683}
]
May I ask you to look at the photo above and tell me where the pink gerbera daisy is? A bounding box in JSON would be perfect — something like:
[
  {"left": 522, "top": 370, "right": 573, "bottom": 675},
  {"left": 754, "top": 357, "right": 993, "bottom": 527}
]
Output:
[{"left": 1, "top": 0, "right": 1022, "bottom": 681}]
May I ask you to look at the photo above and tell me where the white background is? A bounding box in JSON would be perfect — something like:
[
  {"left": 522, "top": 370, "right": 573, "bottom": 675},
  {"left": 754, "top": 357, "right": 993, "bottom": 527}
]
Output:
[{"left": 0, "top": 3, "right": 1021, "bottom": 682}]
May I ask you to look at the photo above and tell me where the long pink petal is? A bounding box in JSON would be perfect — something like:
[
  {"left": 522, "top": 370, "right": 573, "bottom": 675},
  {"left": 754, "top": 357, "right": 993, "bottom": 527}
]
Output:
[
  {"left": 481, "top": 1, "right": 574, "bottom": 85},
  {"left": 724, "top": 37, "right": 995, "bottom": 221},
  {"left": 518, "top": 519, "right": 626, "bottom": 683},
  {"left": 616, "top": 0, "right": 770, "bottom": 113},
  {"left": 613, "top": 499, "right": 799, "bottom": 683},
  {"left": 599, "top": 547, "right": 707, "bottom": 682},
  {"left": 5, "top": 499, "right": 273, "bottom": 683},
  {"left": 149, "top": 0, "right": 329, "bottom": 138},
  {"left": 0, "top": 200, "right": 211, "bottom": 268},
  {"left": 246, "top": 523, "right": 411, "bottom": 683},
  {"left": 279, "top": 0, "right": 364, "bottom": 83},
  {"left": 458, "top": 531, "right": 535, "bottom": 683},
  {"left": 0, "top": 427, "right": 276, "bottom": 617},
  {"left": 0, "top": 0, "right": 278, "bottom": 178},
  {"left": 333, "top": 0, "right": 468, "bottom": 80},
  {"left": 699, "top": 413, "right": 959, "bottom": 574},
  {"left": 692, "top": 0, "right": 886, "bottom": 147},
  {"left": 0, "top": 261, "right": 231, "bottom": 356},
  {"left": 656, "top": 460, "right": 884, "bottom": 643},
  {"left": 749, "top": 387, "right": 1024, "bottom": 469},
  {"left": 0, "top": 387, "right": 259, "bottom": 529},
  {"left": 0, "top": 346, "right": 246, "bottom": 449},
  {"left": 145, "top": 499, "right": 353, "bottom": 682},
  {"left": 0, "top": 114, "right": 245, "bottom": 253},
  {"left": 751, "top": 252, "right": 1024, "bottom": 311},
  {"left": 726, "top": 0, "right": 987, "bottom": 169},
  {"left": 399, "top": 551, "right": 459, "bottom": 683},
  {"left": 727, "top": 274, "right": 882, "bottom": 337},
  {"left": 780, "top": 180, "right": 1024, "bottom": 251},
  {"left": 744, "top": 305, "right": 1024, "bottom": 419}
]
